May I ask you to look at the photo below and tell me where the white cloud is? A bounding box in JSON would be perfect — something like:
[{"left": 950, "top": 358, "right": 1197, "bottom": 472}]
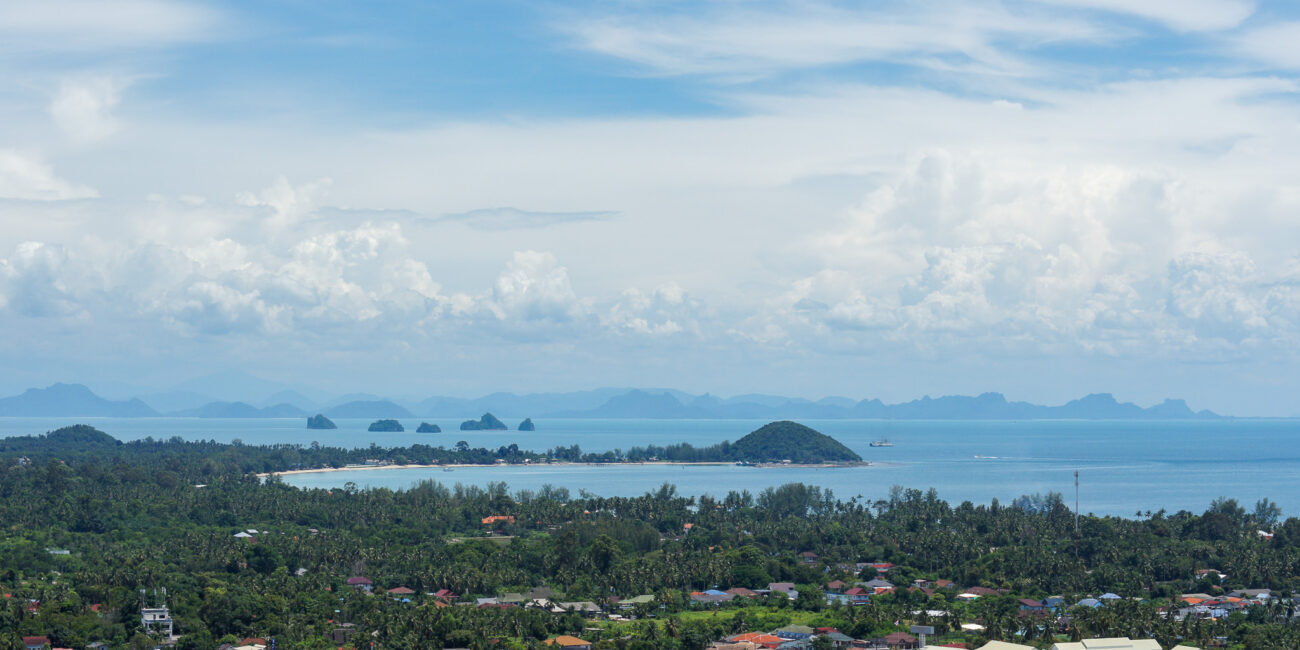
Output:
[
  {"left": 1030, "top": 0, "right": 1254, "bottom": 32},
  {"left": 488, "top": 251, "right": 581, "bottom": 323},
  {"left": 236, "top": 176, "right": 333, "bottom": 232},
  {"left": 564, "top": 1, "right": 1101, "bottom": 78},
  {"left": 0, "top": 0, "right": 220, "bottom": 53},
  {"left": 1235, "top": 21, "right": 1300, "bottom": 69},
  {"left": 603, "top": 283, "right": 693, "bottom": 336},
  {"left": 773, "top": 149, "right": 1297, "bottom": 359},
  {"left": 0, "top": 242, "right": 81, "bottom": 317},
  {"left": 50, "top": 77, "right": 126, "bottom": 144},
  {"left": 0, "top": 150, "right": 98, "bottom": 201}
]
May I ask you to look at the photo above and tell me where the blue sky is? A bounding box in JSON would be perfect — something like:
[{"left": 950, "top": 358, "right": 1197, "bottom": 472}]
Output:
[{"left": 2, "top": 0, "right": 1300, "bottom": 413}]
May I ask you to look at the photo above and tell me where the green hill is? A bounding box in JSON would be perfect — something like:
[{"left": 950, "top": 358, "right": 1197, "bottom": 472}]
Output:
[
  {"left": 731, "top": 421, "right": 861, "bottom": 463},
  {"left": 368, "top": 419, "right": 405, "bottom": 432}
]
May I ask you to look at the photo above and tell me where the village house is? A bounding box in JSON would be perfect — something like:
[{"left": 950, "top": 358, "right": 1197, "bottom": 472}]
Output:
[
  {"left": 22, "top": 637, "right": 50, "bottom": 650},
  {"left": 543, "top": 635, "right": 592, "bottom": 649},
  {"left": 1018, "top": 598, "right": 1046, "bottom": 612},
  {"left": 861, "top": 578, "right": 895, "bottom": 594},
  {"left": 773, "top": 624, "right": 814, "bottom": 640},
  {"left": 726, "top": 632, "right": 786, "bottom": 649},
  {"left": 843, "top": 587, "right": 872, "bottom": 605},
  {"left": 345, "top": 576, "right": 374, "bottom": 592}
]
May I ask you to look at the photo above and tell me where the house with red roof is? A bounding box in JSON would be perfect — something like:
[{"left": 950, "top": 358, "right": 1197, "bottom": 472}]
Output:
[
  {"left": 22, "top": 637, "right": 50, "bottom": 650},
  {"left": 1019, "top": 598, "right": 1045, "bottom": 612}
]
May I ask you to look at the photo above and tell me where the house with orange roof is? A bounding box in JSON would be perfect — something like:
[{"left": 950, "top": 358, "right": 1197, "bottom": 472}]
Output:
[
  {"left": 543, "top": 635, "right": 592, "bottom": 649},
  {"left": 728, "top": 632, "right": 785, "bottom": 649}
]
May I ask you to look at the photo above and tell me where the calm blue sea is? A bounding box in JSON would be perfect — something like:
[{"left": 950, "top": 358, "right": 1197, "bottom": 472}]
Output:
[{"left": 2, "top": 417, "right": 1297, "bottom": 517}]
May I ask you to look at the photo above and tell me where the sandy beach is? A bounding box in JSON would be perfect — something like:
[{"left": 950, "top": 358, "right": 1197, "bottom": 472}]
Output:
[{"left": 258, "top": 460, "right": 870, "bottom": 478}]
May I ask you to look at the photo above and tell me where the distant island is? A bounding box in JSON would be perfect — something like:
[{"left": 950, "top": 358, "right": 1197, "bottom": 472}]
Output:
[
  {"left": 0, "top": 383, "right": 158, "bottom": 417},
  {"left": 368, "top": 419, "right": 405, "bottom": 432},
  {"left": 306, "top": 414, "right": 337, "bottom": 430},
  {"left": 731, "top": 420, "right": 861, "bottom": 463},
  {"left": 175, "top": 401, "right": 306, "bottom": 418},
  {"left": 461, "top": 413, "right": 507, "bottom": 430},
  {"left": 617, "top": 421, "right": 862, "bottom": 465},
  {"left": 518, "top": 418, "right": 535, "bottom": 431},
  {"left": 416, "top": 422, "right": 441, "bottom": 433},
  {"left": 326, "top": 400, "right": 412, "bottom": 419}
]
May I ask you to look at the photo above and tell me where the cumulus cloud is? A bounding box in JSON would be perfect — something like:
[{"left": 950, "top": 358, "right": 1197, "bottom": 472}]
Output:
[
  {"left": 0, "top": 242, "right": 82, "bottom": 317},
  {"left": 761, "top": 149, "right": 1299, "bottom": 359},
  {"left": 0, "top": 151, "right": 98, "bottom": 201},
  {"left": 603, "top": 283, "right": 694, "bottom": 336},
  {"left": 235, "top": 176, "right": 333, "bottom": 232},
  {"left": 487, "top": 251, "right": 582, "bottom": 323},
  {"left": 0, "top": 207, "right": 714, "bottom": 352}
]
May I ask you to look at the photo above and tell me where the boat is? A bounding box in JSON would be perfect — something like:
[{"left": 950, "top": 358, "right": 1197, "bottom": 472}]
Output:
[{"left": 869, "top": 439, "right": 894, "bottom": 447}]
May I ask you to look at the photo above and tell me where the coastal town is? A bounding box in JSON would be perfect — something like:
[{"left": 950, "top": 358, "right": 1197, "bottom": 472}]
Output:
[{"left": 10, "top": 561, "right": 1282, "bottom": 650}]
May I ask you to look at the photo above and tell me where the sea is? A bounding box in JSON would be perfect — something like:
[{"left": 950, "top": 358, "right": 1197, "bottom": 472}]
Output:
[{"left": 2, "top": 417, "right": 1297, "bottom": 518}]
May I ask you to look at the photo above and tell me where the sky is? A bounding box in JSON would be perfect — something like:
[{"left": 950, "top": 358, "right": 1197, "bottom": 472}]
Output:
[{"left": 2, "top": 0, "right": 1300, "bottom": 414}]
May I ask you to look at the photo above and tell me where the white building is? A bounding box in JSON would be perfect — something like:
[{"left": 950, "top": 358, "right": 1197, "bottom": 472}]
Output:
[{"left": 142, "top": 606, "right": 174, "bottom": 638}]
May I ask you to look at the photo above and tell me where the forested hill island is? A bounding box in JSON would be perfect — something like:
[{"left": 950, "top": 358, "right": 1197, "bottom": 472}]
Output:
[{"left": 0, "top": 381, "right": 1232, "bottom": 419}]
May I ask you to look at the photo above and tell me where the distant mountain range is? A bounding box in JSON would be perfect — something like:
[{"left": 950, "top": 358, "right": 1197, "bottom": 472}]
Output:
[
  {"left": 0, "top": 383, "right": 159, "bottom": 417},
  {"left": 0, "top": 382, "right": 1226, "bottom": 420}
]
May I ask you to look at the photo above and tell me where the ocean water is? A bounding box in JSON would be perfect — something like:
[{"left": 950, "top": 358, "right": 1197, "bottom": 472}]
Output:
[{"left": 2, "top": 417, "right": 1298, "bottom": 517}]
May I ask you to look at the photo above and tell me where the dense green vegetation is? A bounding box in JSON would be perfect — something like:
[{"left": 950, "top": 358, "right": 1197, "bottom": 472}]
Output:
[
  {"left": 305, "top": 415, "right": 336, "bottom": 430},
  {"left": 0, "top": 425, "right": 1298, "bottom": 650},
  {"left": 461, "top": 413, "right": 508, "bottom": 431},
  {"left": 368, "top": 420, "right": 405, "bottom": 432},
  {"left": 417, "top": 422, "right": 442, "bottom": 433}
]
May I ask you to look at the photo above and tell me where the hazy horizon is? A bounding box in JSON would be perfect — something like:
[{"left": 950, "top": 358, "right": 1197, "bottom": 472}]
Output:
[
  {"left": 0, "top": 372, "right": 1243, "bottom": 418},
  {"left": 3, "top": 1, "right": 1300, "bottom": 415}
]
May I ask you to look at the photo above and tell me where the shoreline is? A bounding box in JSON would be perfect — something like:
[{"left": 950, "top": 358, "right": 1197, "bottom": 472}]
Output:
[{"left": 259, "top": 460, "right": 873, "bottom": 478}]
